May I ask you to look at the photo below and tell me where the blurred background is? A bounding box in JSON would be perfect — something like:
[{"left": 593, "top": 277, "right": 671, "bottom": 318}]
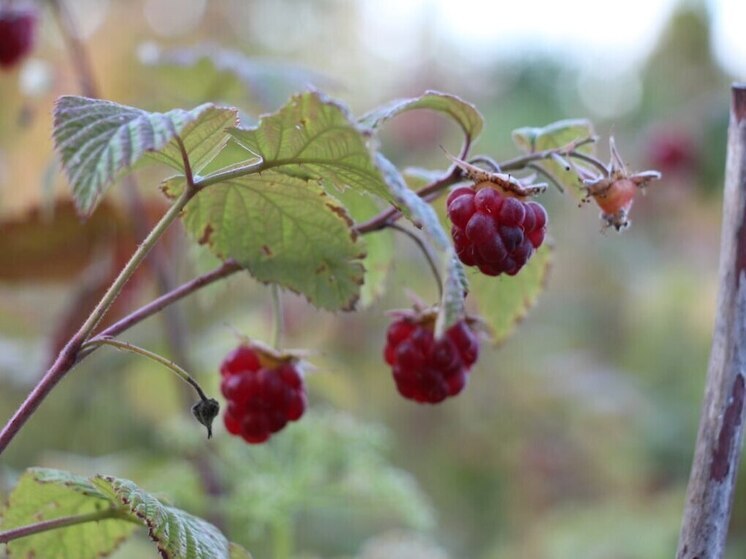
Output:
[{"left": 0, "top": 0, "right": 742, "bottom": 557}]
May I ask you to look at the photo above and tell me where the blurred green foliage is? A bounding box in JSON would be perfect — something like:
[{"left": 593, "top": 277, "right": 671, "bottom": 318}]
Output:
[{"left": 0, "top": 0, "right": 740, "bottom": 557}]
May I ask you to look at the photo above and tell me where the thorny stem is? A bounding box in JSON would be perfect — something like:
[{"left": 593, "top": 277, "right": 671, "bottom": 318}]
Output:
[
  {"left": 389, "top": 223, "right": 443, "bottom": 298},
  {"left": 81, "top": 337, "right": 210, "bottom": 402},
  {"left": 0, "top": 509, "right": 130, "bottom": 544}
]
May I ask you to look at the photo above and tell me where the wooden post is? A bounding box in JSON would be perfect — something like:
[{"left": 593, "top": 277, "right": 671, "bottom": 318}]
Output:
[{"left": 677, "top": 83, "right": 746, "bottom": 558}]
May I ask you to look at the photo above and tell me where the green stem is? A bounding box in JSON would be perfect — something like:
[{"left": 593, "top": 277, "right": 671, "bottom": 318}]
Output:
[
  {"left": 272, "top": 517, "right": 293, "bottom": 559},
  {"left": 75, "top": 189, "right": 193, "bottom": 343},
  {"left": 271, "top": 284, "right": 284, "bottom": 350},
  {"left": 81, "top": 337, "right": 209, "bottom": 401},
  {"left": 194, "top": 159, "right": 265, "bottom": 190},
  {"left": 0, "top": 509, "right": 129, "bottom": 544}
]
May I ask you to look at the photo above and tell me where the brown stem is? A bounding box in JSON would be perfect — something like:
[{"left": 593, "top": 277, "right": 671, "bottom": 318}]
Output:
[{"left": 676, "top": 84, "right": 746, "bottom": 559}]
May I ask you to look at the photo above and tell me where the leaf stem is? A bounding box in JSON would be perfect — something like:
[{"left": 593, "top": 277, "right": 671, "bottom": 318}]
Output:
[
  {"left": 81, "top": 337, "right": 209, "bottom": 402},
  {"left": 194, "top": 159, "right": 265, "bottom": 190},
  {"left": 389, "top": 223, "right": 443, "bottom": 298},
  {"left": 0, "top": 509, "right": 128, "bottom": 544},
  {"left": 271, "top": 284, "right": 284, "bottom": 350}
]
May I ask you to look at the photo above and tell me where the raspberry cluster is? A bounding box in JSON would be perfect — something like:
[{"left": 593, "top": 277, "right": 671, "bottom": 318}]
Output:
[
  {"left": 447, "top": 186, "right": 547, "bottom": 276},
  {"left": 0, "top": 7, "right": 37, "bottom": 69},
  {"left": 220, "top": 345, "right": 306, "bottom": 444},
  {"left": 384, "top": 316, "right": 479, "bottom": 404}
]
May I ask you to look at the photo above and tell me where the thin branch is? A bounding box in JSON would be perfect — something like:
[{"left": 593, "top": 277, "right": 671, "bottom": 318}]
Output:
[
  {"left": 94, "top": 260, "right": 242, "bottom": 343},
  {"left": 388, "top": 223, "right": 443, "bottom": 298},
  {"left": 527, "top": 162, "right": 564, "bottom": 194},
  {"left": 48, "top": 0, "right": 99, "bottom": 98},
  {"left": 271, "top": 284, "right": 284, "bottom": 349},
  {"left": 567, "top": 150, "right": 609, "bottom": 176},
  {"left": 82, "top": 336, "right": 210, "bottom": 401},
  {"left": 354, "top": 136, "right": 597, "bottom": 237},
  {"left": 354, "top": 167, "right": 463, "bottom": 235},
  {"left": 0, "top": 509, "right": 128, "bottom": 544},
  {"left": 676, "top": 84, "right": 746, "bottom": 559}
]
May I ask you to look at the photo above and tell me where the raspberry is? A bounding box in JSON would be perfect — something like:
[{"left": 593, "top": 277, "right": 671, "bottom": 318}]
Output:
[
  {"left": 0, "top": 7, "right": 37, "bottom": 70},
  {"left": 220, "top": 345, "right": 307, "bottom": 444},
  {"left": 384, "top": 316, "right": 479, "bottom": 404},
  {"left": 448, "top": 185, "right": 547, "bottom": 277}
]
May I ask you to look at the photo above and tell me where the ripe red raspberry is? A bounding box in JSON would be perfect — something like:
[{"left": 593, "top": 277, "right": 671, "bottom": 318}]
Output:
[
  {"left": 220, "top": 345, "right": 307, "bottom": 444},
  {"left": 447, "top": 185, "right": 547, "bottom": 277},
  {"left": 384, "top": 316, "right": 479, "bottom": 404},
  {"left": 0, "top": 6, "right": 37, "bottom": 70}
]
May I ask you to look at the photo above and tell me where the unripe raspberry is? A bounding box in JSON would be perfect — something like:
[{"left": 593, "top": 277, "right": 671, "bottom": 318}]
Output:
[
  {"left": 447, "top": 185, "right": 547, "bottom": 276},
  {"left": 0, "top": 6, "right": 37, "bottom": 70},
  {"left": 220, "top": 345, "right": 307, "bottom": 444},
  {"left": 384, "top": 315, "right": 479, "bottom": 404}
]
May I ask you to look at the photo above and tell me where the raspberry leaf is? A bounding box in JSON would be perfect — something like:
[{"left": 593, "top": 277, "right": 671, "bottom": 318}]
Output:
[
  {"left": 1, "top": 468, "right": 136, "bottom": 559},
  {"left": 177, "top": 171, "right": 366, "bottom": 311},
  {"left": 1, "top": 468, "right": 252, "bottom": 559},
  {"left": 512, "top": 119, "right": 596, "bottom": 197},
  {"left": 53, "top": 96, "right": 237, "bottom": 215},
  {"left": 360, "top": 91, "right": 484, "bottom": 149},
  {"left": 92, "top": 475, "right": 252, "bottom": 559},
  {"left": 469, "top": 243, "right": 552, "bottom": 344},
  {"left": 227, "top": 91, "right": 396, "bottom": 204}
]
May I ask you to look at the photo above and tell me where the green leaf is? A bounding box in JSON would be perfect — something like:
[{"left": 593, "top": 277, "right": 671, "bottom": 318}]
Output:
[
  {"left": 53, "top": 96, "right": 237, "bottom": 214},
  {"left": 93, "top": 476, "right": 251, "bottom": 559},
  {"left": 227, "top": 91, "right": 395, "bottom": 204},
  {"left": 1, "top": 468, "right": 136, "bottom": 559},
  {"left": 512, "top": 119, "right": 596, "bottom": 196},
  {"left": 177, "top": 171, "right": 366, "bottom": 311},
  {"left": 360, "top": 90, "right": 483, "bottom": 147},
  {"left": 468, "top": 243, "right": 552, "bottom": 344},
  {"left": 0, "top": 469, "right": 251, "bottom": 559}
]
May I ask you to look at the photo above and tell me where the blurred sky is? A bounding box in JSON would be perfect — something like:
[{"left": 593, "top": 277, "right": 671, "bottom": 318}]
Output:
[{"left": 128, "top": 0, "right": 746, "bottom": 77}]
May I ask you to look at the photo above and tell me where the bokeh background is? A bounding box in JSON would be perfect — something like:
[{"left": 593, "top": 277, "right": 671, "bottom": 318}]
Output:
[{"left": 0, "top": 0, "right": 743, "bottom": 557}]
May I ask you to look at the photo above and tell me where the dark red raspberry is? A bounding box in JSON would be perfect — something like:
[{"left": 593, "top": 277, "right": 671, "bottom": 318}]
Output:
[
  {"left": 448, "top": 185, "right": 547, "bottom": 276},
  {"left": 384, "top": 316, "right": 479, "bottom": 404},
  {"left": 220, "top": 345, "right": 307, "bottom": 444},
  {"left": 0, "top": 7, "right": 37, "bottom": 70}
]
